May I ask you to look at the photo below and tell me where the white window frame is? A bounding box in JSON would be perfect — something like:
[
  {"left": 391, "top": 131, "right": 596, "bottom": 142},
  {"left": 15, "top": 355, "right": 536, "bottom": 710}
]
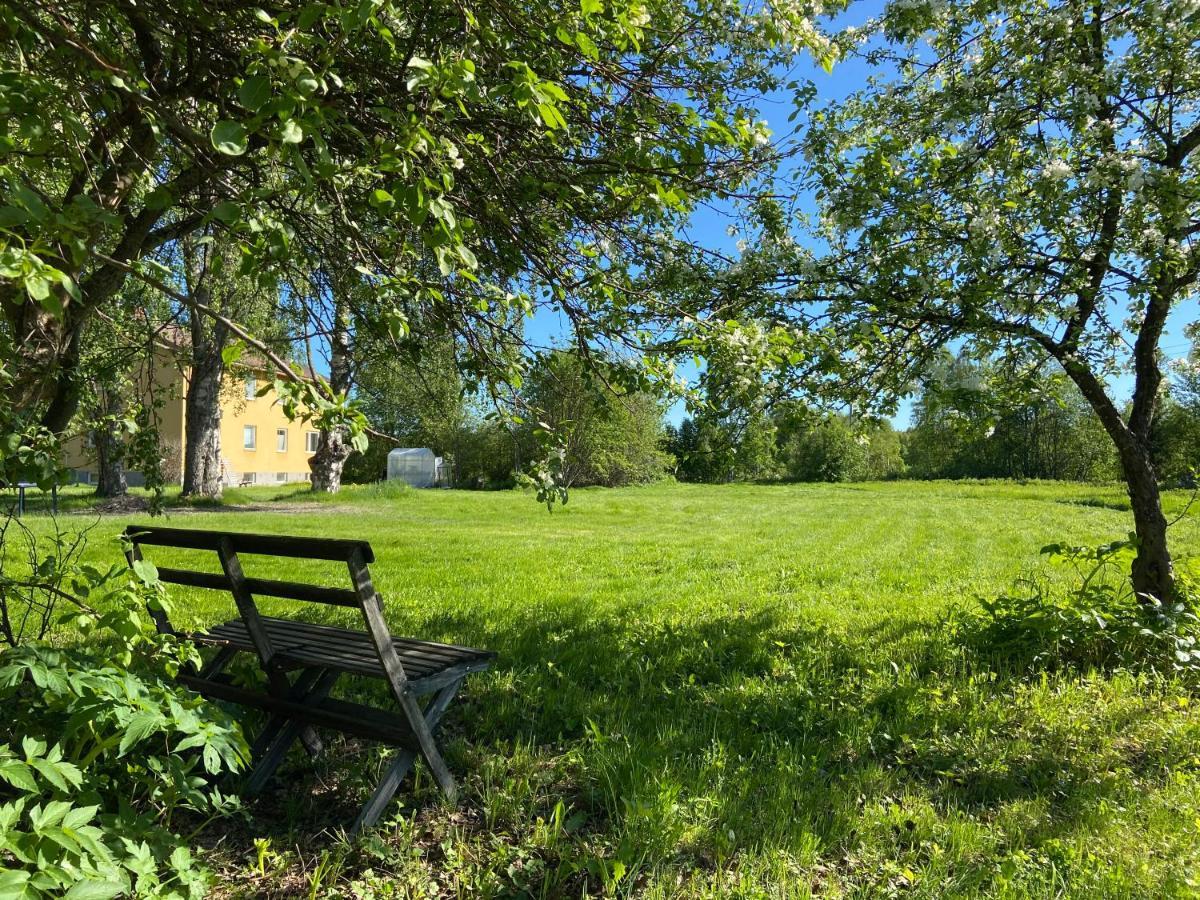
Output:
[
  {"left": 243, "top": 425, "right": 257, "bottom": 450},
  {"left": 276, "top": 428, "right": 288, "bottom": 452},
  {"left": 244, "top": 376, "right": 257, "bottom": 400},
  {"left": 305, "top": 431, "right": 321, "bottom": 453}
]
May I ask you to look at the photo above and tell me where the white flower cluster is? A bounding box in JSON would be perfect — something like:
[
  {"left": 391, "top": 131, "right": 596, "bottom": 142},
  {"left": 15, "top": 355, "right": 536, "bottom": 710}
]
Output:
[
  {"left": 713, "top": 321, "right": 774, "bottom": 394},
  {"left": 1169, "top": 356, "right": 1200, "bottom": 377},
  {"left": 1084, "top": 152, "right": 1144, "bottom": 190},
  {"left": 752, "top": 119, "right": 772, "bottom": 148},
  {"left": 888, "top": 0, "right": 947, "bottom": 14},
  {"left": 763, "top": 0, "right": 834, "bottom": 57},
  {"left": 1041, "top": 158, "right": 1072, "bottom": 181}
]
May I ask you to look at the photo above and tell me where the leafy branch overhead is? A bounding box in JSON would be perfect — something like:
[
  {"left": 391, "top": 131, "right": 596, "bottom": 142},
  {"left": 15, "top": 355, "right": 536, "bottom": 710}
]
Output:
[{"left": 0, "top": 0, "right": 835, "bottom": 437}]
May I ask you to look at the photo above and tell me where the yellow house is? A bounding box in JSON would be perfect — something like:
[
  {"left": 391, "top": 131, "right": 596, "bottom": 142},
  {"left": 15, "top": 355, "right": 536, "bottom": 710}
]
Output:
[{"left": 64, "top": 346, "right": 322, "bottom": 488}]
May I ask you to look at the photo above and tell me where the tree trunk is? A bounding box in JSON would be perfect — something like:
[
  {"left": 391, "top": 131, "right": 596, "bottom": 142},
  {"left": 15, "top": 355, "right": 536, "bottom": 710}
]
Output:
[
  {"left": 91, "top": 382, "right": 128, "bottom": 498},
  {"left": 1062, "top": 359, "right": 1176, "bottom": 603},
  {"left": 181, "top": 326, "right": 227, "bottom": 498},
  {"left": 179, "top": 234, "right": 231, "bottom": 499},
  {"left": 94, "top": 425, "right": 128, "bottom": 497},
  {"left": 1120, "top": 439, "right": 1175, "bottom": 604},
  {"left": 308, "top": 287, "right": 353, "bottom": 493},
  {"left": 309, "top": 428, "right": 352, "bottom": 492}
]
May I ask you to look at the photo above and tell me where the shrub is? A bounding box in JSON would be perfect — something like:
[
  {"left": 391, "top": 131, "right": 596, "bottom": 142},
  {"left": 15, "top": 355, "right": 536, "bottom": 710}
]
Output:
[
  {"left": 949, "top": 536, "right": 1200, "bottom": 677},
  {"left": 0, "top": 551, "right": 248, "bottom": 898}
]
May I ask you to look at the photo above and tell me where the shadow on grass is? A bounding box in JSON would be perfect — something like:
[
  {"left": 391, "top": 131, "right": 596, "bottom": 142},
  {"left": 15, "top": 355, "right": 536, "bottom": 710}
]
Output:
[
  {"left": 207, "top": 597, "right": 1194, "bottom": 895},
  {"left": 1055, "top": 496, "right": 1131, "bottom": 512}
]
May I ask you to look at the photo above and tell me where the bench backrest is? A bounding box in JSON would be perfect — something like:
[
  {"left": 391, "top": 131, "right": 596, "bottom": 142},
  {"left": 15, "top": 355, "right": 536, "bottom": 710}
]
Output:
[
  {"left": 123, "top": 524, "right": 410, "bottom": 686},
  {"left": 124, "top": 524, "right": 374, "bottom": 611}
]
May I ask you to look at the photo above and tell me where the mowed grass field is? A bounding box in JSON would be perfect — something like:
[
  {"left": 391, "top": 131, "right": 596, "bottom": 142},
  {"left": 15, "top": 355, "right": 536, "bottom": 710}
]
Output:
[{"left": 20, "top": 480, "right": 1200, "bottom": 898}]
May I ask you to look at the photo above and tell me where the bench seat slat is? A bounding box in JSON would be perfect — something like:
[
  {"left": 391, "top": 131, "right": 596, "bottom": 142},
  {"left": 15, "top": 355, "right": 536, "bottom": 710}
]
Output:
[
  {"left": 256, "top": 616, "right": 481, "bottom": 665},
  {"left": 194, "top": 616, "right": 494, "bottom": 681}
]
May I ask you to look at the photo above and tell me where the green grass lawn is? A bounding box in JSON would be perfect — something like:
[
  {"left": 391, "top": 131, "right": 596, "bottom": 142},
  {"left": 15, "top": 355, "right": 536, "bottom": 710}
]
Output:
[{"left": 12, "top": 480, "right": 1200, "bottom": 897}]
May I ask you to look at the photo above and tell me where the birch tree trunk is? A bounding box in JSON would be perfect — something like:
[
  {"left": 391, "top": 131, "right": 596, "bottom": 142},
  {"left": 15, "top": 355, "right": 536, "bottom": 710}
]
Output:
[
  {"left": 180, "top": 238, "right": 229, "bottom": 499},
  {"left": 309, "top": 289, "right": 354, "bottom": 493}
]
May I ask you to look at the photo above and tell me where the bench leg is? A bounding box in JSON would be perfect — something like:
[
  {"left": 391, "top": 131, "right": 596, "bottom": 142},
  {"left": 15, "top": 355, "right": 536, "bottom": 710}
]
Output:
[
  {"left": 350, "top": 751, "right": 415, "bottom": 836},
  {"left": 200, "top": 646, "right": 238, "bottom": 679},
  {"left": 350, "top": 678, "right": 465, "bottom": 836},
  {"left": 245, "top": 668, "right": 339, "bottom": 796},
  {"left": 249, "top": 666, "right": 333, "bottom": 762}
]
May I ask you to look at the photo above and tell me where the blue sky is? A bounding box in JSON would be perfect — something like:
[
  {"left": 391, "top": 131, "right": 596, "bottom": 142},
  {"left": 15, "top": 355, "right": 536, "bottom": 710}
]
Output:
[{"left": 522, "top": 0, "right": 1196, "bottom": 428}]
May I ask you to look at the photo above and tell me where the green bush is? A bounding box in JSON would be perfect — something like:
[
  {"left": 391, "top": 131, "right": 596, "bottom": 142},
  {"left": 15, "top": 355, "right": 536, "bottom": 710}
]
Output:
[
  {"left": 949, "top": 536, "right": 1200, "bottom": 677},
  {"left": 0, "top": 557, "right": 248, "bottom": 899}
]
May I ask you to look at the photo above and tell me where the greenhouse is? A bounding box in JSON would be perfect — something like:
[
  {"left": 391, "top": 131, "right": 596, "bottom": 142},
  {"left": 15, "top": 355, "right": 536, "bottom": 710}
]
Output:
[{"left": 386, "top": 447, "right": 444, "bottom": 488}]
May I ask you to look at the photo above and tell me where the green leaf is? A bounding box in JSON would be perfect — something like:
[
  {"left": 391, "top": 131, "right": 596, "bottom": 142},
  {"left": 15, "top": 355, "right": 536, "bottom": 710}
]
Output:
[
  {"left": 210, "top": 121, "right": 249, "bottom": 156},
  {"left": 212, "top": 200, "right": 241, "bottom": 223},
  {"left": 575, "top": 32, "right": 599, "bottom": 60},
  {"left": 63, "top": 880, "right": 125, "bottom": 900},
  {"left": 27, "top": 758, "right": 71, "bottom": 792},
  {"left": 297, "top": 4, "right": 326, "bottom": 29},
  {"left": 221, "top": 341, "right": 246, "bottom": 366},
  {"left": 238, "top": 74, "right": 272, "bottom": 111},
  {"left": 60, "top": 804, "right": 99, "bottom": 831},
  {"left": 57, "top": 273, "right": 81, "bottom": 303},
  {"left": 118, "top": 713, "right": 160, "bottom": 756},
  {"left": 0, "top": 870, "right": 31, "bottom": 900},
  {"left": 280, "top": 119, "right": 304, "bottom": 144},
  {"left": 0, "top": 762, "right": 37, "bottom": 793},
  {"left": 131, "top": 558, "right": 158, "bottom": 586}
]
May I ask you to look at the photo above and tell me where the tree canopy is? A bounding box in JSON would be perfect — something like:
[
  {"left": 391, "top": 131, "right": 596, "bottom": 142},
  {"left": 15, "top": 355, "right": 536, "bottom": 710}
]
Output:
[
  {"left": 653, "top": 0, "right": 1200, "bottom": 601},
  {"left": 0, "top": 0, "right": 830, "bottom": 438}
]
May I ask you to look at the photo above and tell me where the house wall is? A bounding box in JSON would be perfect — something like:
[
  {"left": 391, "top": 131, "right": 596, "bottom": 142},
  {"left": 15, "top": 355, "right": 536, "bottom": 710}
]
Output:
[
  {"left": 219, "top": 371, "right": 322, "bottom": 486},
  {"left": 62, "top": 350, "right": 187, "bottom": 485},
  {"left": 63, "top": 354, "right": 321, "bottom": 487}
]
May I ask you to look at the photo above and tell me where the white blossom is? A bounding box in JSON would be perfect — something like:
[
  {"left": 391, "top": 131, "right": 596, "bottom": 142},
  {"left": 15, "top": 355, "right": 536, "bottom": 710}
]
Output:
[{"left": 1041, "top": 158, "right": 1072, "bottom": 180}]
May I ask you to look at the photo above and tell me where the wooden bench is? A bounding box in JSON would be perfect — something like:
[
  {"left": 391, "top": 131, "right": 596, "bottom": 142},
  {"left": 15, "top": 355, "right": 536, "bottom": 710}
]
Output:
[{"left": 123, "top": 524, "right": 495, "bottom": 834}]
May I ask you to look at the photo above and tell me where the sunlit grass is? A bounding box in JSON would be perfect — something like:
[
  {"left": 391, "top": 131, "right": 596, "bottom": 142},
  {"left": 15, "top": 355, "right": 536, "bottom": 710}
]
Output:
[{"left": 16, "top": 480, "right": 1200, "bottom": 897}]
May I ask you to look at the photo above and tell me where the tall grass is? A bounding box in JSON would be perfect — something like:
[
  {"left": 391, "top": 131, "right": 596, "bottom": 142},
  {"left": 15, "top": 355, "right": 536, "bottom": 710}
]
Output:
[{"left": 16, "top": 481, "right": 1200, "bottom": 897}]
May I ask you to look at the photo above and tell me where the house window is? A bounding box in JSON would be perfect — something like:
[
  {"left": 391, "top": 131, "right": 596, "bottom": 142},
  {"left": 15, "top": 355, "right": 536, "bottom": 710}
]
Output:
[
  {"left": 276, "top": 472, "right": 288, "bottom": 483},
  {"left": 243, "top": 425, "right": 256, "bottom": 450},
  {"left": 276, "top": 428, "right": 288, "bottom": 452},
  {"left": 305, "top": 431, "right": 321, "bottom": 453},
  {"left": 244, "top": 376, "right": 257, "bottom": 400}
]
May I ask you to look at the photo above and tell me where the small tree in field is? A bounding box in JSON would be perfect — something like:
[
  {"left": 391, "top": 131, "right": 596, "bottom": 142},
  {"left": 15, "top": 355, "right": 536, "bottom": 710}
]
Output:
[
  {"left": 519, "top": 350, "right": 672, "bottom": 488},
  {"left": 668, "top": 0, "right": 1200, "bottom": 602}
]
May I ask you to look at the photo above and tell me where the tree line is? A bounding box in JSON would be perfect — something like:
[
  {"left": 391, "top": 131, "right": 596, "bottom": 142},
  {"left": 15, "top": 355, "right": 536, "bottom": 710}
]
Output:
[{"left": 332, "top": 341, "right": 1200, "bottom": 491}]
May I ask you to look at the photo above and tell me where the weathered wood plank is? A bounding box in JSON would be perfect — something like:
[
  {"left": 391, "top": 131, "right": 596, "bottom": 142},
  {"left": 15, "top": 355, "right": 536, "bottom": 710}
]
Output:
[
  {"left": 154, "top": 567, "right": 361, "bottom": 608},
  {"left": 202, "top": 624, "right": 444, "bottom": 679},
  {"left": 245, "top": 669, "right": 340, "bottom": 795},
  {"left": 349, "top": 548, "right": 459, "bottom": 803},
  {"left": 349, "top": 679, "right": 465, "bottom": 835},
  {"left": 178, "top": 673, "right": 418, "bottom": 747},
  {"left": 217, "top": 538, "right": 323, "bottom": 757},
  {"left": 125, "top": 524, "right": 375, "bottom": 563}
]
